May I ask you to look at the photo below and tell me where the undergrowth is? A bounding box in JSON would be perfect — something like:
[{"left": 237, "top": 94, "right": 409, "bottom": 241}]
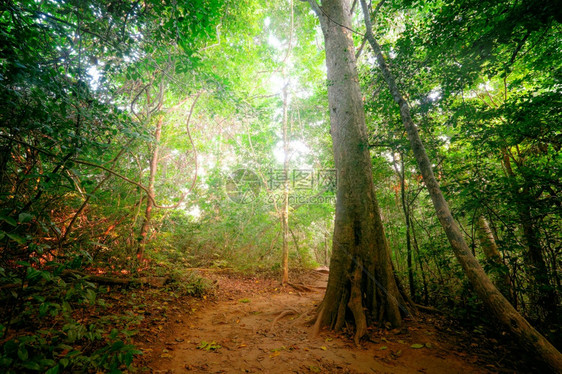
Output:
[{"left": 0, "top": 250, "right": 214, "bottom": 373}]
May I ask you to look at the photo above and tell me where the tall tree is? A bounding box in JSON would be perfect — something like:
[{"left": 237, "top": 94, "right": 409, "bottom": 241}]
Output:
[
  {"left": 281, "top": 83, "right": 290, "bottom": 285},
  {"left": 306, "top": 0, "right": 408, "bottom": 343},
  {"left": 359, "top": 0, "right": 562, "bottom": 371}
]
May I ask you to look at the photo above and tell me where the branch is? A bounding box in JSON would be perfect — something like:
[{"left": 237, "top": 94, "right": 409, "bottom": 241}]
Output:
[
  {"left": 60, "top": 144, "right": 131, "bottom": 244},
  {"left": 154, "top": 90, "right": 202, "bottom": 210},
  {"left": 372, "top": 0, "right": 387, "bottom": 19},
  {"left": 27, "top": 9, "right": 107, "bottom": 42},
  {"left": 304, "top": 0, "right": 322, "bottom": 19},
  {"left": 355, "top": 36, "right": 368, "bottom": 59},
  {"left": 0, "top": 134, "right": 156, "bottom": 206}
]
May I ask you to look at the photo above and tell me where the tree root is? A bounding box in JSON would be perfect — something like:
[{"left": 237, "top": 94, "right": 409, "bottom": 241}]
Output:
[
  {"left": 312, "top": 305, "right": 324, "bottom": 337},
  {"left": 288, "top": 282, "right": 314, "bottom": 292},
  {"left": 348, "top": 265, "right": 367, "bottom": 345},
  {"left": 270, "top": 308, "right": 300, "bottom": 331},
  {"left": 414, "top": 303, "right": 442, "bottom": 314}
]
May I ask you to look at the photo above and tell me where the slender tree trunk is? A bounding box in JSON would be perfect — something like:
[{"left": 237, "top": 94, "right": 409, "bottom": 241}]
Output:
[
  {"left": 477, "top": 216, "right": 502, "bottom": 260},
  {"left": 410, "top": 218, "right": 429, "bottom": 304},
  {"left": 324, "top": 231, "right": 329, "bottom": 266},
  {"left": 281, "top": 84, "right": 290, "bottom": 285},
  {"left": 476, "top": 215, "right": 514, "bottom": 303},
  {"left": 360, "top": 1, "right": 562, "bottom": 370},
  {"left": 137, "top": 117, "right": 163, "bottom": 258},
  {"left": 398, "top": 155, "right": 416, "bottom": 300},
  {"left": 502, "top": 152, "right": 558, "bottom": 321},
  {"left": 520, "top": 201, "right": 557, "bottom": 322},
  {"left": 307, "top": 0, "right": 408, "bottom": 344},
  {"left": 289, "top": 226, "right": 302, "bottom": 265}
]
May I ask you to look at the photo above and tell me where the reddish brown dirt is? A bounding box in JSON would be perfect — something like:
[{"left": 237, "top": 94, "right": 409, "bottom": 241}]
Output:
[{"left": 133, "top": 269, "right": 519, "bottom": 373}]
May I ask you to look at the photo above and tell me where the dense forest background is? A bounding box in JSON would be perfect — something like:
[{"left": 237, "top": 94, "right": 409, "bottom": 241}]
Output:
[{"left": 0, "top": 0, "right": 560, "bottom": 372}]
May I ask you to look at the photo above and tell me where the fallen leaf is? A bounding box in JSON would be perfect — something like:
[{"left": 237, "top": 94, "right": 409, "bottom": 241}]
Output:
[{"left": 410, "top": 343, "right": 424, "bottom": 349}]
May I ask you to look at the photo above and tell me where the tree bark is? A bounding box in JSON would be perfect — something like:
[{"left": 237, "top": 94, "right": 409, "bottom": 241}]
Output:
[
  {"left": 307, "top": 0, "right": 408, "bottom": 343},
  {"left": 476, "top": 215, "right": 514, "bottom": 303},
  {"left": 359, "top": 1, "right": 562, "bottom": 371}
]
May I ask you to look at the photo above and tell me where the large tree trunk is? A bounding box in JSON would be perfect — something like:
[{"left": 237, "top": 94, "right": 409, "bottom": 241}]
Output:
[
  {"left": 359, "top": 1, "right": 562, "bottom": 371},
  {"left": 307, "top": 0, "right": 408, "bottom": 344}
]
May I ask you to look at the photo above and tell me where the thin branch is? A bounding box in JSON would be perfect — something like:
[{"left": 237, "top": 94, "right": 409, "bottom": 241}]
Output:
[
  {"left": 60, "top": 144, "right": 130, "bottom": 244},
  {"left": 355, "top": 37, "right": 368, "bottom": 59},
  {"left": 27, "top": 9, "right": 107, "bottom": 41},
  {"left": 153, "top": 90, "right": 203, "bottom": 210},
  {"left": 201, "top": 24, "right": 222, "bottom": 51},
  {"left": 304, "top": 0, "right": 322, "bottom": 19},
  {"left": 372, "top": 0, "right": 387, "bottom": 19},
  {"left": 0, "top": 134, "right": 156, "bottom": 205}
]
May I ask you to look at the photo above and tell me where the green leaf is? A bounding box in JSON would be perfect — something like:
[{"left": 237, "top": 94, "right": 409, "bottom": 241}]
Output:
[
  {"left": 410, "top": 343, "right": 424, "bottom": 349},
  {"left": 110, "top": 340, "right": 125, "bottom": 351},
  {"left": 0, "top": 215, "right": 17, "bottom": 227},
  {"left": 18, "top": 213, "right": 34, "bottom": 223},
  {"left": 22, "top": 361, "right": 41, "bottom": 371},
  {"left": 45, "top": 365, "right": 61, "bottom": 374},
  {"left": 17, "top": 345, "right": 29, "bottom": 361},
  {"left": 7, "top": 233, "right": 26, "bottom": 244}
]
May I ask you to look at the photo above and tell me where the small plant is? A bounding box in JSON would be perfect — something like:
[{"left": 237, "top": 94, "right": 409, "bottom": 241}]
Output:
[
  {"left": 197, "top": 341, "right": 221, "bottom": 351},
  {"left": 164, "top": 270, "right": 214, "bottom": 297}
]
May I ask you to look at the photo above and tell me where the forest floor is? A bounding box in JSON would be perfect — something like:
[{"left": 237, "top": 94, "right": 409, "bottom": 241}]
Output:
[{"left": 130, "top": 268, "right": 533, "bottom": 374}]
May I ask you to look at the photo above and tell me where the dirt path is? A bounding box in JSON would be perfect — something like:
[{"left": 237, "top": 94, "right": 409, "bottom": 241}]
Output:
[{"left": 140, "top": 270, "right": 500, "bottom": 373}]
